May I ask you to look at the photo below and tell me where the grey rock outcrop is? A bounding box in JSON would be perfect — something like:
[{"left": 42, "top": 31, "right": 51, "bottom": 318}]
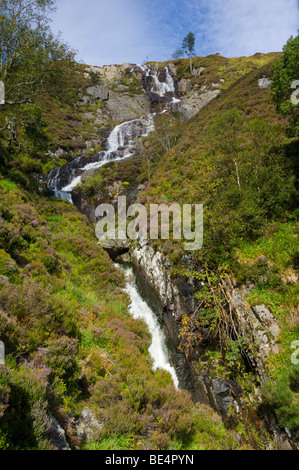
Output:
[
  {"left": 192, "top": 66, "right": 205, "bottom": 76},
  {"left": 98, "top": 92, "right": 151, "bottom": 123},
  {"left": 47, "top": 415, "right": 70, "bottom": 450},
  {"left": 258, "top": 77, "right": 272, "bottom": 89},
  {"left": 86, "top": 85, "right": 109, "bottom": 101},
  {"left": 230, "top": 287, "right": 281, "bottom": 367},
  {"left": 177, "top": 78, "right": 192, "bottom": 93},
  {"left": 84, "top": 64, "right": 124, "bottom": 83},
  {"left": 76, "top": 407, "right": 103, "bottom": 443},
  {"left": 96, "top": 228, "right": 130, "bottom": 259},
  {"left": 177, "top": 89, "right": 221, "bottom": 120}
]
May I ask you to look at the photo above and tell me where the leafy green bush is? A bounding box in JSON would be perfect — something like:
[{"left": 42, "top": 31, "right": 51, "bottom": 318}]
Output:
[
  {"left": 271, "top": 34, "right": 299, "bottom": 136},
  {"left": 262, "top": 364, "right": 299, "bottom": 433}
]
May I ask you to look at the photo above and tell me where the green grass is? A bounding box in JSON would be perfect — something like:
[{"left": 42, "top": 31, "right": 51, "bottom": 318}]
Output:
[
  {"left": 236, "top": 222, "right": 298, "bottom": 269},
  {"left": 80, "top": 329, "right": 111, "bottom": 350},
  {"left": 84, "top": 435, "right": 135, "bottom": 450},
  {"left": 0, "top": 179, "right": 20, "bottom": 192}
]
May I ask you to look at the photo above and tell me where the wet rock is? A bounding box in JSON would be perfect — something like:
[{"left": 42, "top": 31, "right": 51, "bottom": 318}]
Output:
[{"left": 115, "top": 252, "right": 131, "bottom": 263}]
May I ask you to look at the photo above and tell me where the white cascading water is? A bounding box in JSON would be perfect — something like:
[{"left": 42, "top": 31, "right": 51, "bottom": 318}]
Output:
[
  {"left": 48, "top": 65, "right": 178, "bottom": 202},
  {"left": 47, "top": 66, "right": 180, "bottom": 388},
  {"left": 138, "top": 65, "right": 175, "bottom": 97},
  {"left": 120, "top": 264, "right": 179, "bottom": 388},
  {"left": 48, "top": 114, "right": 155, "bottom": 202},
  {"left": 63, "top": 116, "right": 154, "bottom": 190}
]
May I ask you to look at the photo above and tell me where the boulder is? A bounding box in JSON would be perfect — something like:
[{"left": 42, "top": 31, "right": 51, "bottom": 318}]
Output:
[
  {"left": 47, "top": 415, "right": 70, "bottom": 450},
  {"left": 96, "top": 227, "right": 130, "bottom": 260},
  {"left": 100, "top": 64, "right": 123, "bottom": 82},
  {"left": 81, "top": 95, "right": 91, "bottom": 105},
  {"left": 177, "top": 78, "right": 192, "bottom": 93},
  {"left": 122, "top": 62, "right": 132, "bottom": 71},
  {"left": 258, "top": 77, "right": 272, "bottom": 89},
  {"left": 76, "top": 407, "right": 103, "bottom": 443},
  {"left": 100, "top": 92, "right": 151, "bottom": 122},
  {"left": 167, "top": 63, "right": 177, "bottom": 76},
  {"left": 192, "top": 66, "right": 205, "bottom": 76},
  {"left": 177, "top": 89, "right": 221, "bottom": 120}
]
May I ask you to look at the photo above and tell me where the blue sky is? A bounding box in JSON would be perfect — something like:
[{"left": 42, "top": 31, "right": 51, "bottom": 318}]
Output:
[{"left": 51, "top": 0, "right": 299, "bottom": 66}]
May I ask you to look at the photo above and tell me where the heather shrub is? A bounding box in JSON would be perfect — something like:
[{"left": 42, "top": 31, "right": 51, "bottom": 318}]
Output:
[
  {"left": 152, "top": 387, "right": 196, "bottom": 439},
  {"left": 0, "top": 250, "right": 18, "bottom": 279},
  {"left": 0, "top": 365, "right": 51, "bottom": 449},
  {"left": 101, "top": 402, "right": 146, "bottom": 437},
  {"left": 45, "top": 336, "right": 79, "bottom": 381},
  {"left": 0, "top": 279, "right": 79, "bottom": 350}
]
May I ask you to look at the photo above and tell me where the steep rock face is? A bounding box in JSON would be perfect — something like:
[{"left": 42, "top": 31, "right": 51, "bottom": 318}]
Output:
[
  {"left": 86, "top": 85, "right": 110, "bottom": 101},
  {"left": 129, "top": 239, "right": 244, "bottom": 415},
  {"left": 84, "top": 63, "right": 129, "bottom": 83},
  {"left": 175, "top": 89, "right": 221, "bottom": 120},
  {"left": 130, "top": 238, "right": 205, "bottom": 398},
  {"left": 129, "top": 238, "right": 293, "bottom": 449},
  {"left": 99, "top": 91, "right": 151, "bottom": 123},
  {"left": 129, "top": 239, "right": 233, "bottom": 409}
]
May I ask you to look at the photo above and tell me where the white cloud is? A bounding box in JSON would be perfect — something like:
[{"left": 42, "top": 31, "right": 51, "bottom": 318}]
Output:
[
  {"left": 50, "top": 0, "right": 299, "bottom": 66},
  {"left": 196, "top": 0, "right": 299, "bottom": 57},
  {"left": 51, "top": 0, "right": 150, "bottom": 66}
]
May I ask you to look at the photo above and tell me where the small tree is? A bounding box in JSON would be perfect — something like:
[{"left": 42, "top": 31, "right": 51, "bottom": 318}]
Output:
[
  {"left": 0, "top": 0, "right": 77, "bottom": 148},
  {"left": 182, "top": 32, "right": 196, "bottom": 74},
  {"left": 137, "top": 115, "right": 183, "bottom": 182},
  {"left": 171, "top": 48, "right": 184, "bottom": 60},
  {"left": 271, "top": 34, "right": 299, "bottom": 136},
  {"left": 210, "top": 109, "right": 244, "bottom": 193}
]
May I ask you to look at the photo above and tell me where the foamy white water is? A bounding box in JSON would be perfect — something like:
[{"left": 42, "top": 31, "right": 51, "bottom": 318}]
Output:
[
  {"left": 48, "top": 65, "right": 178, "bottom": 202},
  {"left": 120, "top": 264, "right": 179, "bottom": 388},
  {"left": 138, "top": 65, "right": 175, "bottom": 97},
  {"left": 58, "top": 114, "right": 155, "bottom": 195}
]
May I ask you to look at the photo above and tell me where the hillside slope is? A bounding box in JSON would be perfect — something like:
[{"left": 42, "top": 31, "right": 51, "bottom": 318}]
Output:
[
  {"left": 75, "top": 56, "right": 299, "bottom": 448},
  {"left": 0, "top": 50, "right": 298, "bottom": 450}
]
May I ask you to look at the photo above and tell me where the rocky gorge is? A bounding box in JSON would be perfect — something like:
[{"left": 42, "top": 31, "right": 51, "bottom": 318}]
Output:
[{"left": 44, "top": 56, "right": 297, "bottom": 450}]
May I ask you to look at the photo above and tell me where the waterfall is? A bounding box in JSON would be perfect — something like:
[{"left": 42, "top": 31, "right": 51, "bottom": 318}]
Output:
[
  {"left": 47, "top": 63, "right": 178, "bottom": 202},
  {"left": 47, "top": 64, "right": 181, "bottom": 389},
  {"left": 47, "top": 114, "right": 155, "bottom": 202},
  {"left": 138, "top": 65, "right": 175, "bottom": 97},
  {"left": 119, "top": 264, "right": 179, "bottom": 388}
]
